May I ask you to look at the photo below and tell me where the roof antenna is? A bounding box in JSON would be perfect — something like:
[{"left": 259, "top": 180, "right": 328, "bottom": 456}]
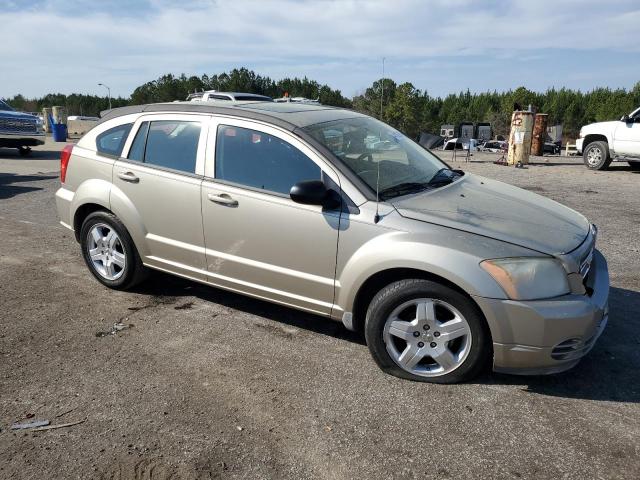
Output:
[{"left": 374, "top": 57, "right": 385, "bottom": 224}]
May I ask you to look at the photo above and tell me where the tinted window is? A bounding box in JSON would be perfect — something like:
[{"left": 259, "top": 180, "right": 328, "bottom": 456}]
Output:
[
  {"left": 215, "top": 125, "right": 321, "bottom": 194},
  {"left": 96, "top": 123, "right": 133, "bottom": 157},
  {"left": 142, "top": 120, "right": 201, "bottom": 173},
  {"left": 128, "top": 122, "right": 149, "bottom": 162}
]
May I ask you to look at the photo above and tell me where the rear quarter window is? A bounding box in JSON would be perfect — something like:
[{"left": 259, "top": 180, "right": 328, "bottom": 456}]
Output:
[{"left": 96, "top": 123, "right": 133, "bottom": 157}]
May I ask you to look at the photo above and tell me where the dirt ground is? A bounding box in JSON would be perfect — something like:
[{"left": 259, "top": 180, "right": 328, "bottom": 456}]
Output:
[{"left": 1, "top": 142, "right": 639, "bottom": 479}]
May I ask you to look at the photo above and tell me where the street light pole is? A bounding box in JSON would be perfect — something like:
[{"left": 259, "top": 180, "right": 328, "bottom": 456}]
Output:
[
  {"left": 98, "top": 83, "right": 112, "bottom": 110},
  {"left": 380, "top": 57, "right": 385, "bottom": 120}
]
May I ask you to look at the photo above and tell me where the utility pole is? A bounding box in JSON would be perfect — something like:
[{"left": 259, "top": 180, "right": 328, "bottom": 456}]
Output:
[
  {"left": 98, "top": 83, "right": 112, "bottom": 110},
  {"left": 380, "top": 57, "right": 385, "bottom": 120}
]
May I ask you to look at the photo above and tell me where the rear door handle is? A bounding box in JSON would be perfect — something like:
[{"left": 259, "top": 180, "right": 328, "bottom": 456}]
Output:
[
  {"left": 207, "top": 193, "right": 238, "bottom": 207},
  {"left": 117, "top": 171, "right": 139, "bottom": 183}
]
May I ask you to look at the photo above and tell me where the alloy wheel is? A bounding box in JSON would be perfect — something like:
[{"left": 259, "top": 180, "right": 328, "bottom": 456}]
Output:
[
  {"left": 383, "top": 298, "right": 472, "bottom": 377},
  {"left": 86, "top": 223, "right": 126, "bottom": 280},
  {"left": 587, "top": 147, "right": 602, "bottom": 166}
]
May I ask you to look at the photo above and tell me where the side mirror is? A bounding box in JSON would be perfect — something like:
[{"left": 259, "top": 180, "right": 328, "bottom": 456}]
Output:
[
  {"left": 621, "top": 114, "right": 631, "bottom": 123},
  {"left": 290, "top": 180, "right": 341, "bottom": 209}
]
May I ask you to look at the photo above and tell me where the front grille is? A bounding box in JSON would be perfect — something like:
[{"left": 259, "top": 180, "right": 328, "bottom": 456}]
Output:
[
  {"left": 580, "top": 248, "right": 594, "bottom": 281},
  {"left": 0, "top": 117, "right": 37, "bottom": 134}
]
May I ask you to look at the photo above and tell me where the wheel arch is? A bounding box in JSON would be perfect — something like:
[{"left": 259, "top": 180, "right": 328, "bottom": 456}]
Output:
[
  {"left": 582, "top": 134, "right": 609, "bottom": 151},
  {"left": 73, "top": 203, "right": 111, "bottom": 242},
  {"left": 348, "top": 267, "right": 491, "bottom": 337}
]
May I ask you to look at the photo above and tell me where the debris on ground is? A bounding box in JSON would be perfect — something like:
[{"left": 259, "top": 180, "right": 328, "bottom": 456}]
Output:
[
  {"left": 32, "top": 418, "right": 86, "bottom": 431},
  {"left": 11, "top": 420, "right": 50, "bottom": 430},
  {"left": 55, "top": 408, "right": 74, "bottom": 418},
  {"left": 174, "top": 302, "right": 194, "bottom": 310},
  {"left": 95, "top": 322, "right": 134, "bottom": 337}
]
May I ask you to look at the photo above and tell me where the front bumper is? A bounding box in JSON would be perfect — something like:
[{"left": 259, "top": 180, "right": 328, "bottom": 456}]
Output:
[
  {"left": 575, "top": 137, "right": 584, "bottom": 154},
  {"left": 473, "top": 249, "right": 609, "bottom": 375},
  {"left": 0, "top": 132, "right": 46, "bottom": 147}
]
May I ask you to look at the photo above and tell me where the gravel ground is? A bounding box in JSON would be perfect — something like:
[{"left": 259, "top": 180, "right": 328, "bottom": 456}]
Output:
[{"left": 0, "top": 143, "right": 639, "bottom": 479}]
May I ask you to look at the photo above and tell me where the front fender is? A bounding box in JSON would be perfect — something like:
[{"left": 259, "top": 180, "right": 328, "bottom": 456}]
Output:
[{"left": 335, "top": 230, "right": 509, "bottom": 315}]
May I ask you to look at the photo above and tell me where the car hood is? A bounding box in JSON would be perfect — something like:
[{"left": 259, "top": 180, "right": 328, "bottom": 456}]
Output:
[
  {"left": 392, "top": 174, "right": 589, "bottom": 255},
  {"left": 582, "top": 120, "right": 618, "bottom": 132},
  {"left": 0, "top": 110, "right": 37, "bottom": 121}
]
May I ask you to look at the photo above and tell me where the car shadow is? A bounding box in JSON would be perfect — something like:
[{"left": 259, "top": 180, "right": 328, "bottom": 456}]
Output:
[
  {"left": 0, "top": 173, "right": 58, "bottom": 200},
  {"left": 132, "top": 274, "right": 639, "bottom": 401},
  {"left": 0, "top": 147, "right": 62, "bottom": 160},
  {"left": 607, "top": 164, "right": 640, "bottom": 173},
  {"left": 130, "top": 272, "right": 365, "bottom": 345}
]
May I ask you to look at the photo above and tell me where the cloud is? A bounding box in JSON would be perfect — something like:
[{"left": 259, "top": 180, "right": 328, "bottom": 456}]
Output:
[{"left": 0, "top": 0, "right": 638, "bottom": 97}]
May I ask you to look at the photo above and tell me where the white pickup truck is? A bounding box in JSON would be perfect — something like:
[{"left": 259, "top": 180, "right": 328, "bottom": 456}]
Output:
[{"left": 577, "top": 106, "right": 640, "bottom": 170}]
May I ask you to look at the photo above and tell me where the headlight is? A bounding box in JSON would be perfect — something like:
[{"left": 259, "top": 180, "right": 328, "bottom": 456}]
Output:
[
  {"left": 480, "top": 257, "right": 570, "bottom": 300},
  {"left": 578, "top": 128, "right": 584, "bottom": 138}
]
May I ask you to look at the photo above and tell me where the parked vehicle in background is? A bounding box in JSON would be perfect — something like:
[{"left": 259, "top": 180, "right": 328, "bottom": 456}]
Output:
[
  {"left": 274, "top": 96, "right": 320, "bottom": 104},
  {"left": 187, "top": 90, "right": 273, "bottom": 102},
  {"left": 478, "top": 140, "right": 507, "bottom": 152},
  {"left": 0, "top": 99, "right": 45, "bottom": 156},
  {"left": 68, "top": 115, "right": 100, "bottom": 122},
  {"left": 56, "top": 101, "right": 609, "bottom": 383},
  {"left": 577, "top": 106, "right": 640, "bottom": 170},
  {"left": 443, "top": 137, "right": 466, "bottom": 150},
  {"left": 543, "top": 142, "right": 562, "bottom": 155}
]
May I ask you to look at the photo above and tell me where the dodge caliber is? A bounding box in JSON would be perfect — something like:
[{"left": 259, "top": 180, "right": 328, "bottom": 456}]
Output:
[{"left": 55, "top": 102, "right": 609, "bottom": 383}]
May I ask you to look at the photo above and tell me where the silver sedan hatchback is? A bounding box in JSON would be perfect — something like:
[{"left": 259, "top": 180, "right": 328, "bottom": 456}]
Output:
[{"left": 55, "top": 101, "right": 609, "bottom": 383}]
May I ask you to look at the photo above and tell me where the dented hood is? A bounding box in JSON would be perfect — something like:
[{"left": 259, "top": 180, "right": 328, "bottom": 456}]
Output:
[{"left": 392, "top": 174, "right": 589, "bottom": 255}]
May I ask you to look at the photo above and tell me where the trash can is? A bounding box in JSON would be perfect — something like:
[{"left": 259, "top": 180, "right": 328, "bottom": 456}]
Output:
[{"left": 52, "top": 123, "right": 68, "bottom": 142}]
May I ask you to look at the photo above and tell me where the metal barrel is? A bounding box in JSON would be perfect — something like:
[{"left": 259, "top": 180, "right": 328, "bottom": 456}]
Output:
[
  {"left": 507, "top": 111, "right": 534, "bottom": 165},
  {"left": 531, "top": 114, "right": 549, "bottom": 156},
  {"left": 52, "top": 106, "right": 68, "bottom": 125},
  {"left": 42, "top": 107, "right": 53, "bottom": 133}
]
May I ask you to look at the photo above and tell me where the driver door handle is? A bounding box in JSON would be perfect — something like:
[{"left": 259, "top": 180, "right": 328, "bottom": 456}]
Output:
[
  {"left": 117, "top": 171, "right": 139, "bottom": 183},
  {"left": 207, "top": 193, "right": 238, "bottom": 207}
]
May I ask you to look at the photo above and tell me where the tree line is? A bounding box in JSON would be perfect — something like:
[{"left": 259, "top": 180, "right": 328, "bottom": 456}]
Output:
[{"left": 4, "top": 68, "right": 639, "bottom": 140}]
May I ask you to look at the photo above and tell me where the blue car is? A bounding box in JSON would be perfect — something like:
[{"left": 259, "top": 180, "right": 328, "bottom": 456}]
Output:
[{"left": 0, "top": 99, "right": 45, "bottom": 156}]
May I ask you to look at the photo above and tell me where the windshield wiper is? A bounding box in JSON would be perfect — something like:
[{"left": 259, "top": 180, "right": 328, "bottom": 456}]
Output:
[
  {"left": 426, "top": 168, "right": 462, "bottom": 187},
  {"left": 379, "top": 182, "right": 430, "bottom": 200}
]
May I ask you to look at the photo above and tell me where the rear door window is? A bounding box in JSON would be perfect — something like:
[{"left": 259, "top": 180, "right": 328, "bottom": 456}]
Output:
[
  {"left": 215, "top": 125, "right": 321, "bottom": 195},
  {"left": 128, "top": 120, "right": 201, "bottom": 174},
  {"left": 96, "top": 123, "right": 133, "bottom": 157}
]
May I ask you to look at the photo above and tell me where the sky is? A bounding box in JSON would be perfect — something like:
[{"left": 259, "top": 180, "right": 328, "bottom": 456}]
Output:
[{"left": 1, "top": 0, "right": 638, "bottom": 99}]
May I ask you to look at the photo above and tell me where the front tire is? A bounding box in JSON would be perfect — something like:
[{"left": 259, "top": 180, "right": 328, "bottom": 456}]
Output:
[
  {"left": 80, "top": 211, "right": 148, "bottom": 290},
  {"left": 364, "top": 279, "right": 491, "bottom": 383},
  {"left": 583, "top": 141, "right": 611, "bottom": 170}
]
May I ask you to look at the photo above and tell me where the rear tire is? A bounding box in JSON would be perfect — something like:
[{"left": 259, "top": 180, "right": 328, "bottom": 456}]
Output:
[
  {"left": 583, "top": 141, "right": 611, "bottom": 170},
  {"left": 80, "top": 211, "right": 148, "bottom": 290},
  {"left": 364, "top": 279, "right": 491, "bottom": 383}
]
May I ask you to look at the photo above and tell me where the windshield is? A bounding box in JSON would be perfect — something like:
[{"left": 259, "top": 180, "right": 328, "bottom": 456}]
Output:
[
  {"left": 303, "top": 116, "right": 452, "bottom": 199},
  {"left": 0, "top": 100, "right": 14, "bottom": 111}
]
